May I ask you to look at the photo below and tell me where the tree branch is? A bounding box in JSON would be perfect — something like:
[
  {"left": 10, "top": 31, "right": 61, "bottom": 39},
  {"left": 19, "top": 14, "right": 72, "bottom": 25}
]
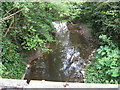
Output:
[
  {"left": 0, "top": 8, "right": 26, "bottom": 22},
  {"left": 4, "top": 7, "right": 15, "bottom": 17},
  {"left": 5, "top": 17, "right": 14, "bottom": 36}
]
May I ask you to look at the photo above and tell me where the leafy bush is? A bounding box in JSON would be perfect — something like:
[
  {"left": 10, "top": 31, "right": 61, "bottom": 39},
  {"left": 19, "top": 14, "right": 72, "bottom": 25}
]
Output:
[
  {"left": 84, "top": 35, "right": 120, "bottom": 84},
  {"left": 75, "top": 2, "right": 120, "bottom": 45},
  {"left": 2, "top": 2, "right": 58, "bottom": 51},
  {"left": 1, "top": 36, "right": 26, "bottom": 79}
]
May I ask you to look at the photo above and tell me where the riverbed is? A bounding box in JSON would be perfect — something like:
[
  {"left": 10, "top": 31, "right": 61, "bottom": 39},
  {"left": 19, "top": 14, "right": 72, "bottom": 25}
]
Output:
[{"left": 24, "top": 22, "right": 96, "bottom": 83}]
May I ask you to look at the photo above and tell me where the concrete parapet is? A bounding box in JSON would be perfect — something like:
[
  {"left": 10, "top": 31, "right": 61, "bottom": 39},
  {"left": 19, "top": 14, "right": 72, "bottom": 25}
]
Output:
[{"left": 0, "top": 79, "right": 118, "bottom": 90}]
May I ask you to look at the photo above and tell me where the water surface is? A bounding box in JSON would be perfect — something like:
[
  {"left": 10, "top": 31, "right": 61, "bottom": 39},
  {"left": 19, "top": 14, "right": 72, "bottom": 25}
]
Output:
[{"left": 25, "top": 22, "right": 95, "bottom": 82}]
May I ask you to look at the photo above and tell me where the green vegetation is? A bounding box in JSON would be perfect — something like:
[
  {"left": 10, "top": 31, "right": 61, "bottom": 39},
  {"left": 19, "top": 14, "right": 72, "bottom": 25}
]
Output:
[
  {"left": 75, "top": 2, "right": 120, "bottom": 45},
  {"left": 84, "top": 35, "right": 120, "bottom": 84},
  {"left": 72, "top": 2, "right": 120, "bottom": 84},
  {"left": 2, "top": 2, "right": 58, "bottom": 51},
  {"left": 1, "top": 2, "right": 68, "bottom": 79},
  {"left": 1, "top": 2, "right": 120, "bottom": 84},
  {"left": 1, "top": 36, "right": 26, "bottom": 79}
]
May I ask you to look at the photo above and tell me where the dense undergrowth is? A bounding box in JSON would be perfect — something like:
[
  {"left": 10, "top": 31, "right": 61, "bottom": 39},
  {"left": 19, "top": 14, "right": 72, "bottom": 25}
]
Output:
[
  {"left": 1, "top": 36, "right": 26, "bottom": 79},
  {"left": 84, "top": 35, "right": 120, "bottom": 84}
]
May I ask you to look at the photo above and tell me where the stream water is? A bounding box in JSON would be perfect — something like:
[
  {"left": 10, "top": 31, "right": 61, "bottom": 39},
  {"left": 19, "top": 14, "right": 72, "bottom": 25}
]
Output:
[{"left": 24, "top": 22, "right": 95, "bottom": 83}]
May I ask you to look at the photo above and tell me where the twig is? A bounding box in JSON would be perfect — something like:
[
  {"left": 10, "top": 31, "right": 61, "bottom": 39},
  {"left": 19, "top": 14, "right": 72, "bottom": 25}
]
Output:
[
  {"left": 5, "top": 17, "right": 14, "bottom": 36},
  {"left": 0, "top": 8, "right": 26, "bottom": 22},
  {"left": 4, "top": 7, "right": 15, "bottom": 17}
]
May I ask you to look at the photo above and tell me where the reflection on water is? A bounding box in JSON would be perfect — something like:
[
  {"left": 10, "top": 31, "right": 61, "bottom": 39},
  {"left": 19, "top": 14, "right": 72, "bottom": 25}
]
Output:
[{"left": 25, "top": 22, "right": 95, "bottom": 82}]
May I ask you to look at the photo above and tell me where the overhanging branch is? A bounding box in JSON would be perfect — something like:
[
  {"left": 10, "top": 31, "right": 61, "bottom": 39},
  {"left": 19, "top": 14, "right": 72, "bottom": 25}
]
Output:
[{"left": 0, "top": 8, "right": 27, "bottom": 23}]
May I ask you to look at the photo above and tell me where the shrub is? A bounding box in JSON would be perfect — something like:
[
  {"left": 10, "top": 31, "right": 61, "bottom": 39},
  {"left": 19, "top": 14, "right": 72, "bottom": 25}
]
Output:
[
  {"left": 1, "top": 36, "right": 26, "bottom": 79},
  {"left": 84, "top": 35, "right": 120, "bottom": 84}
]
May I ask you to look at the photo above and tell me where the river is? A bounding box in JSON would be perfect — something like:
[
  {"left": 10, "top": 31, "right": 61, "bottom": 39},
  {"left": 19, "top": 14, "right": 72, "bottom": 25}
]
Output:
[{"left": 24, "top": 22, "right": 96, "bottom": 83}]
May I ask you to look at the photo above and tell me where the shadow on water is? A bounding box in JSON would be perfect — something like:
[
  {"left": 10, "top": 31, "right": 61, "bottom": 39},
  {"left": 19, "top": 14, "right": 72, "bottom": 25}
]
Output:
[{"left": 24, "top": 22, "right": 96, "bottom": 83}]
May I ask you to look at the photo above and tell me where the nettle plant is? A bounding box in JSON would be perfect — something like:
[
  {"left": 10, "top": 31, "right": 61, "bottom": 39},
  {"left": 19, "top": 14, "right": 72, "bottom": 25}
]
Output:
[{"left": 84, "top": 35, "right": 120, "bottom": 84}]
